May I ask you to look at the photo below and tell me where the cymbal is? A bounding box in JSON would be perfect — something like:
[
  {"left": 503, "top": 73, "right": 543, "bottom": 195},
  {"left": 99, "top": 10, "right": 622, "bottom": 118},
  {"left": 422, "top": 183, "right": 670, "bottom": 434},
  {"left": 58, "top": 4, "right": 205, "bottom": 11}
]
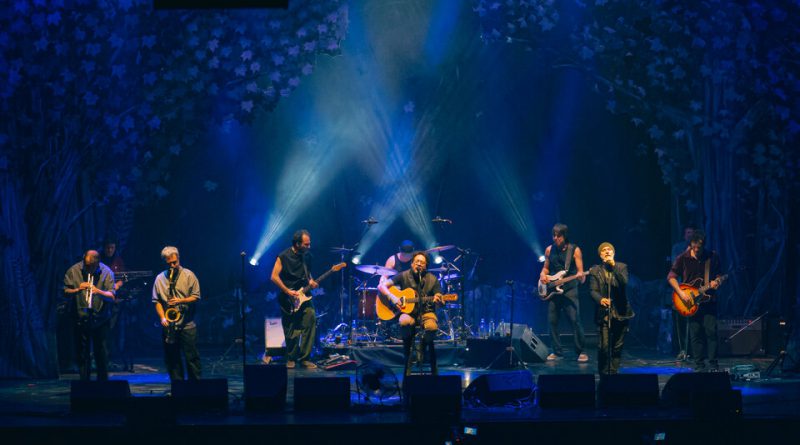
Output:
[
  {"left": 330, "top": 246, "right": 360, "bottom": 254},
  {"left": 425, "top": 245, "right": 455, "bottom": 253},
  {"left": 426, "top": 267, "right": 451, "bottom": 273},
  {"left": 355, "top": 264, "right": 397, "bottom": 276},
  {"left": 440, "top": 273, "right": 460, "bottom": 281}
]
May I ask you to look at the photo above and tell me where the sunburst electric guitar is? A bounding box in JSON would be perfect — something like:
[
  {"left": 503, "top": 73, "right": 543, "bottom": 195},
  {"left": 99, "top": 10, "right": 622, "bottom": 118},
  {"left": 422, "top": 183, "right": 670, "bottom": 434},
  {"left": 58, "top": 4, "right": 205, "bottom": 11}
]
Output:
[
  {"left": 672, "top": 274, "right": 728, "bottom": 317},
  {"left": 375, "top": 286, "right": 458, "bottom": 321},
  {"left": 287, "top": 262, "right": 347, "bottom": 313}
]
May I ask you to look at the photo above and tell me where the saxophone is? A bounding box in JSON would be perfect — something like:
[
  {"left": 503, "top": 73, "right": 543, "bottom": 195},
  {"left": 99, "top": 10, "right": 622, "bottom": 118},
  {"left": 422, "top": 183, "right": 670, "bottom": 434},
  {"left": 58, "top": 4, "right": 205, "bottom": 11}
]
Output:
[
  {"left": 163, "top": 268, "right": 184, "bottom": 344},
  {"left": 164, "top": 303, "right": 183, "bottom": 344}
]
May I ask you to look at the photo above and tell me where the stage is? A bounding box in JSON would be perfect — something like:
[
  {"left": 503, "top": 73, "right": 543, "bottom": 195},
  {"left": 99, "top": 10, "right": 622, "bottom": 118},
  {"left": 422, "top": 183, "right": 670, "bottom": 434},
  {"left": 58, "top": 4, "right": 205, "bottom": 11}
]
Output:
[{"left": 1, "top": 345, "right": 798, "bottom": 444}]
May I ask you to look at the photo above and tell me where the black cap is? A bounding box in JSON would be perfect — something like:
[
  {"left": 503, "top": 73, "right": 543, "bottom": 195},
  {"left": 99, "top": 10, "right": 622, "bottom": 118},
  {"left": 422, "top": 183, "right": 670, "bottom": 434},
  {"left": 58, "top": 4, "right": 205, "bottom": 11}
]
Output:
[{"left": 399, "top": 240, "right": 414, "bottom": 253}]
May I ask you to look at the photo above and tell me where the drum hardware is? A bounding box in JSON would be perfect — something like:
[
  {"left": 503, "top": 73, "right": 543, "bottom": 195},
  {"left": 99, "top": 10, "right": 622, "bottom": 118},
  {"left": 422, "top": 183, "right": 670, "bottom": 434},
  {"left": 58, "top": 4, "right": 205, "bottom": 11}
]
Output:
[{"left": 354, "top": 264, "right": 397, "bottom": 276}]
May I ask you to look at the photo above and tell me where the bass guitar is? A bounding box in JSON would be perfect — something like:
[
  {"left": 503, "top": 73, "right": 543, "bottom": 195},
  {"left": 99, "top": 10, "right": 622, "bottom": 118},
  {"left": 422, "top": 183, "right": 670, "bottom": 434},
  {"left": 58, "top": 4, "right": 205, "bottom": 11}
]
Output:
[
  {"left": 537, "top": 270, "right": 588, "bottom": 301},
  {"left": 672, "top": 274, "right": 728, "bottom": 317},
  {"left": 375, "top": 286, "right": 458, "bottom": 321},
  {"left": 287, "top": 262, "right": 347, "bottom": 313}
]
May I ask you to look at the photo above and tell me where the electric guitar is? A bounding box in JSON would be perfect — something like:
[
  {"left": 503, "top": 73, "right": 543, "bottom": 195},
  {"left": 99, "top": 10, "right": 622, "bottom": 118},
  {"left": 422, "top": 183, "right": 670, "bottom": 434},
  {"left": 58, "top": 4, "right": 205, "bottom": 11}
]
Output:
[
  {"left": 537, "top": 270, "right": 589, "bottom": 301},
  {"left": 672, "top": 274, "right": 728, "bottom": 317},
  {"left": 375, "top": 286, "right": 458, "bottom": 321},
  {"left": 287, "top": 262, "right": 347, "bottom": 313}
]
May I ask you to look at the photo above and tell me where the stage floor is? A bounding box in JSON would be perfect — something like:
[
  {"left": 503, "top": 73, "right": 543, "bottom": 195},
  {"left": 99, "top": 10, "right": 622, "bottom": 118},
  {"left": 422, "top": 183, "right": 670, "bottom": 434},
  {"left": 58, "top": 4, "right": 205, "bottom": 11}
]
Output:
[{"left": 1, "top": 346, "right": 799, "bottom": 444}]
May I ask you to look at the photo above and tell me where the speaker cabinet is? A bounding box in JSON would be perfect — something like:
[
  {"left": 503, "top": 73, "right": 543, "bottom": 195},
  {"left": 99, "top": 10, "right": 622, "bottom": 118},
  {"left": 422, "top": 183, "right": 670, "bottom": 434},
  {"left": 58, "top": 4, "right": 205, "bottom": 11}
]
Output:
[
  {"left": 463, "top": 370, "right": 534, "bottom": 406},
  {"left": 244, "top": 364, "right": 287, "bottom": 412},
  {"left": 403, "top": 375, "right": 462, "bottom": 419},
  {"left": 264, "top": 317, "right": 286, "bottom": 355},
  {"left": 598, "top": 373, "right": 659, "bottom": 407},
  {"left": 718, "top": 318, "right": 764, "bottom": 356},
  {"left": 171, "top": 379, "right": 229, "bottom": 413},
  {"left": 465, "top": 338, "right": 518, "bottom": 369},
  {"left": 662, "top": 372, "right": 741, "bottom": 416},
  {"left": 293, "top": 376, "right": 350, "bottom": 411},
  {"left": 537, "top": 374, "right": 595, "bottom": 408},
  {"left": 511, "top": 325, "right": 548, "bottom": 363},
  {"left": 70, "top": 380, "right": 131, "bottom": 413}
]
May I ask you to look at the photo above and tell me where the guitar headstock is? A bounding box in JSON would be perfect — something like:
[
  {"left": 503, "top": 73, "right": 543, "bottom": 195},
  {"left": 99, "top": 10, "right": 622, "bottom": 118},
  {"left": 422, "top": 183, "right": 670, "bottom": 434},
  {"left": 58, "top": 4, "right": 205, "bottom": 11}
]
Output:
[{"left": 331, "top": 262, "right": 347, "bottom": 272}]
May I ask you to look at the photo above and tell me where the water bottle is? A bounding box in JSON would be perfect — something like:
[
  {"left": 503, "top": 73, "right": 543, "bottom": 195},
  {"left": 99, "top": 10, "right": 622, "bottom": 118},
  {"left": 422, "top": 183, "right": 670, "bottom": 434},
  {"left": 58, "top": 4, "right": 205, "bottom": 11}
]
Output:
[
  {"left": 479, "top": 318, "right": 487, "bottom": 338},
  {"left": 489, "top": 319, "right": 496, "bottom": 337},
  {"left": 499, "top": 319, "right": 506, "bottom": 336}
]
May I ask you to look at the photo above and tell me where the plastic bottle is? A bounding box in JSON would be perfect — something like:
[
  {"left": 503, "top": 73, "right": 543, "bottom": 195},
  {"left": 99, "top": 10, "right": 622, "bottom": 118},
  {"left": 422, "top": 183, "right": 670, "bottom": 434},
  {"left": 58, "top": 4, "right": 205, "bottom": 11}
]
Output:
[
  {"left": 479, "top": 318, "right": 487, "bottom": 338},
  {"left": 489, "top": 319, "right": 496, "bottom": 337}
]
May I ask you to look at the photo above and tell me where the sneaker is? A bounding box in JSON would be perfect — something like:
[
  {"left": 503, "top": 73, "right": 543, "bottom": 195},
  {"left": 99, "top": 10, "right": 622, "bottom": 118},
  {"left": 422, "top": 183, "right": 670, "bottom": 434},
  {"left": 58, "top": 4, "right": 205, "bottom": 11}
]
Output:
[
  {"left": 286, "top": 360, "right": 296, "bottom": 369},
  {"left": 261, "top": 354, "right": 272, "bottom": 365},
  {"left": 300, "top": 361, "right": 317, "bottom": 369},
  {"left": 546, "top": 353, "right": 561, "bottom": 361},
  {"left": 577, "top": 353, "right": 589, "bottom": 363}
]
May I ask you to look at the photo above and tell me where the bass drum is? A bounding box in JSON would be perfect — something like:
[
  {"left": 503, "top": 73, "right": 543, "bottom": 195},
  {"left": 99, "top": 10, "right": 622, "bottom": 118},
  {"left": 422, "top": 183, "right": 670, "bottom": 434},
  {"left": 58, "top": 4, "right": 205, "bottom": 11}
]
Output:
[{"left": 356, "top": 287, "right": 379, "bottom": 319}]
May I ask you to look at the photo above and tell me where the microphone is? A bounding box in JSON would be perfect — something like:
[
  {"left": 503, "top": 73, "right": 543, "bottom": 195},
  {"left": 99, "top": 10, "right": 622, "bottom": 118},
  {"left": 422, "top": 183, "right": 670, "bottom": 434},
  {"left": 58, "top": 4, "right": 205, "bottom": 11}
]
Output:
[
  {"left": 432, "top": 216, "right": 452, "bottom": 224},
  {"left": 506, "top": 279, "right": 515, "bottom": 286},
  {"left": 362, "top": 217, "right": 378, "bottom": 225},
  {"left": 240, "top": 251, "right": 246, "bottom": 257}
]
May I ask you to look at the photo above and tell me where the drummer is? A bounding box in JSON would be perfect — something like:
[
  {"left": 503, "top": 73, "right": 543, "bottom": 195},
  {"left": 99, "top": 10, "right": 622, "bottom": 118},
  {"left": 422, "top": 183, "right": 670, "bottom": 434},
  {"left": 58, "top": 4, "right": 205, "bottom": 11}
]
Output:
[{"left": 380, "top": 240, "right": 415, "bottom": 284}]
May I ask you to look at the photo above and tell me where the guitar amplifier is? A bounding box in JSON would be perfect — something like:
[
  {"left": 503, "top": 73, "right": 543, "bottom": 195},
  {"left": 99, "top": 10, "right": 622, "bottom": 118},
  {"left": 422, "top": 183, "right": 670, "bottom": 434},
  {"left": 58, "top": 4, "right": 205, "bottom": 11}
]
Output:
[
  {"left": 718, "top": 318, "right": 764, "bottom": 356},
  {"left": 264, "top": 317, "right": 286, "bottom": 355}
]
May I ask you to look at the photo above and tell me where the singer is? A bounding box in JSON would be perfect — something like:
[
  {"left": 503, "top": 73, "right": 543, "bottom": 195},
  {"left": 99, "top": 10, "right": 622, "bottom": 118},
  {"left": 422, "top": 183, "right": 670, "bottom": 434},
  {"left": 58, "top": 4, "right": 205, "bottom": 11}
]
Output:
[
  {"left": 378, "top": 251, "right": 444, "bottom": 376},
  {"left": 589, "top": 242, "right": 633, "bottom": 375},
  {"left": 62, "top": 250, "right": 116, "bottom": 381},
  {"left": 152, "top": 246, "right": 202, "bottom": 381}
]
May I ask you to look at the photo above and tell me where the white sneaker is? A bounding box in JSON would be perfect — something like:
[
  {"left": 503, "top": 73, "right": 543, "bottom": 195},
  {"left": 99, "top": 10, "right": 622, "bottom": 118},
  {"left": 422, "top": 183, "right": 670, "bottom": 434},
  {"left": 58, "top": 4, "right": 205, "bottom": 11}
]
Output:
[
  {"left": 546, "top": 353, "right": 560, "bottom": 361},
  {"left": 577, "top": 353, "right": 589, "bottom": 362}
]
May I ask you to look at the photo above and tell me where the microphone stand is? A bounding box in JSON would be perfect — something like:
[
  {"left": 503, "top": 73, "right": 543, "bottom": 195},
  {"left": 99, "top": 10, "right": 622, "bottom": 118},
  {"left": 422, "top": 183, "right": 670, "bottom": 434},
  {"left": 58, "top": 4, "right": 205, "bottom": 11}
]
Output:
[
  {"left": 240, "top": 251, "right": 247, "bottom": 370},
  {"left": 486, "top": 280, "right": 524, "bottom": 369}
]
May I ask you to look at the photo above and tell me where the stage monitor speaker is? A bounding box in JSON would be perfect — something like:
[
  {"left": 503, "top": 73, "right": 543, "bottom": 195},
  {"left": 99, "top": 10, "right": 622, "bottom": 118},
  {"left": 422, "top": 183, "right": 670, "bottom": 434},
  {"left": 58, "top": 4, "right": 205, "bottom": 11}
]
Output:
[
  {"left": 718, "top": 318, "right": 764, "bottom": 356},
  {"left": 293, "top": 376, "right": 350, "bottom": 411},
  {"left": 661, "top": 372, "right": 741, "bottom": 416},
  {"left": 537, "top": 374, "right": 595, "bottom": 408},
  {"left": 511, "top": 324, "right": 548, "bottom": 363},
  {"left": 598, "top": 373, "right": 659, "bottom": 408},
  {"left": 244, "top": 364, "right": 287, "bottom": 412},
  {"left": 264, "top": 317, "right": 286, "bottom": 355},
  {"left": 465, "top": 338, "right": 519, "bottom": 369},
  {"left": 70, "top": 380, "right": 131, "bottom": 413},
  {"left": 403, "top": 375, "right": 462, "bottom": 419},
  {"left": 463, "top": 370, "right": 534, "bottom": 406},
  {"left": 171, "top": 379, "right": 229, "bottom": 413}
]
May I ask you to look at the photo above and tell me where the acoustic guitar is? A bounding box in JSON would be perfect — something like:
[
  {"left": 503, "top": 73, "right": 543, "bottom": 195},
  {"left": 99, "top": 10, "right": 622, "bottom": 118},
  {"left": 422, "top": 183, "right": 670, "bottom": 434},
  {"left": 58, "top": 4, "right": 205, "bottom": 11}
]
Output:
[{"left": 375, "top": 286, "right": 458, "bottom": 321}]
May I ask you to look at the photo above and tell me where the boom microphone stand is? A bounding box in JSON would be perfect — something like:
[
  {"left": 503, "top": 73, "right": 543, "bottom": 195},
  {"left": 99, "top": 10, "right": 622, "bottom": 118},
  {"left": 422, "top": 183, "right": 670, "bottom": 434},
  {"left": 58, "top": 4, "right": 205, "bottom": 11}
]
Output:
[{"left": 486, "top": 280, "right": 524, "bottom": 369}]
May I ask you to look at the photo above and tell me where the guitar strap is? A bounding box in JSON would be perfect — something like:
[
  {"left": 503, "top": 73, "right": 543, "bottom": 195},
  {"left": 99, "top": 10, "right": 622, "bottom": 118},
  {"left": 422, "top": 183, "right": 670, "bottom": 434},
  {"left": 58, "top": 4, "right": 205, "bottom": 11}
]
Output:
[{"left": 564, "top": 244, "right": 575, "bottom": 272}]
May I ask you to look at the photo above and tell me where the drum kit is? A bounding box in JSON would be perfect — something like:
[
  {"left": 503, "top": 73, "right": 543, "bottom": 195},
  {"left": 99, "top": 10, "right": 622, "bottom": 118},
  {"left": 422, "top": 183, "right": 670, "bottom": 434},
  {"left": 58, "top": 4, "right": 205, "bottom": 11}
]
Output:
[{"left": 325, "top": 244, "right": 473, "bottom": 345}]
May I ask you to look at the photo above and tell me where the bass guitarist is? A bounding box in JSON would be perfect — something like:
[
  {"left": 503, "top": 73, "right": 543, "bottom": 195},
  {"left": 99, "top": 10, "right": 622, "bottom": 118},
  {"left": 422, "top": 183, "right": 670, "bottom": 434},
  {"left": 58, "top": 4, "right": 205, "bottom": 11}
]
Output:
[
  {"left": 668, "top": 229, "right": 722, "bottom": 371},
  {"left": 378, "top": 251, "right": 444, "bottom": 376},
  {"left": 539, "top": 223, "right": 588, "bottom": 363},
  {"left": 270, "top": 229, "right": 319, "bottom": 369}
]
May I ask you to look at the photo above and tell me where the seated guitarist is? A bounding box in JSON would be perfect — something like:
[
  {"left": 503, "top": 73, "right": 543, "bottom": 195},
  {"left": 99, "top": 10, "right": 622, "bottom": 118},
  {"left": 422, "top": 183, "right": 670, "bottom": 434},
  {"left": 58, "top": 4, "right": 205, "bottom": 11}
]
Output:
[
  {"left": 378, "top": 251, "right": 444, "bottom": 376},
  {"left": 270, "top": 229, "right": 319, "bottom": 369},
  {"left": 539, "top": 223, "right": 588, "bottom": 363},
  {"left": 667, "top": 229, "right": 722, "bottom": 371}
]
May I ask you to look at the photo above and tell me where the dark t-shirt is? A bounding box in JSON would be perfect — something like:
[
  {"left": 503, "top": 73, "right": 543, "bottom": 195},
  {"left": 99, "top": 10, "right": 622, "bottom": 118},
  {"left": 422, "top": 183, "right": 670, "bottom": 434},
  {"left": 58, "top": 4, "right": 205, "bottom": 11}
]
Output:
[
  {"left": 670, "top": 249, "right": 721, "bottom": 312},
  {"left": 388, "top": 269, "right": 442, "bottom": 314}
]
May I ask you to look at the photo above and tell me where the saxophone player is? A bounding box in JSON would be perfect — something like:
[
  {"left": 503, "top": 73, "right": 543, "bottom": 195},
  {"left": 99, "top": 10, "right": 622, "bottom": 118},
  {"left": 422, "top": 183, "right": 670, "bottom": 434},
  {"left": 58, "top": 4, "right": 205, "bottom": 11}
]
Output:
[{"left": 152, "top": 246, "right": 202, "bottom": 381}]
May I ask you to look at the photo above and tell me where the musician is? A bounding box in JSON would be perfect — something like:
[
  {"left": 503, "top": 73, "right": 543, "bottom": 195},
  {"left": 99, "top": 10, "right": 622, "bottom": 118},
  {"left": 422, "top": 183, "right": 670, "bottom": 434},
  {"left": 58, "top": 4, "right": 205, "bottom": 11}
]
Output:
[
  {"left": 667, "top": 230, "right": 722, "bottom": 371},
  {"left": 62, "top": 250, "right": 116, "bottom": 380},
  {"left": 270, "top": 229, "right": 319, "bottom": 369},
  {"left": 589, "top": 242, "right": 633, "bottom": 374},
  {"left": 100, "top": 238, "right": 126, "bottom": 291},
  {"left": 378, "top": 251, "right": 444, "bottom": 376},
  {"left": 385, "top": 240, "right": 415, "bottom": 273},
  {"left": 152, "top": 246, "right": 202, "bottom": 381},
  {"left": 670, "top": 224, "right": 696, "bottom": 360},
  {"left": 539, "top": 223, "right": 588, "bottom": 362}
]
